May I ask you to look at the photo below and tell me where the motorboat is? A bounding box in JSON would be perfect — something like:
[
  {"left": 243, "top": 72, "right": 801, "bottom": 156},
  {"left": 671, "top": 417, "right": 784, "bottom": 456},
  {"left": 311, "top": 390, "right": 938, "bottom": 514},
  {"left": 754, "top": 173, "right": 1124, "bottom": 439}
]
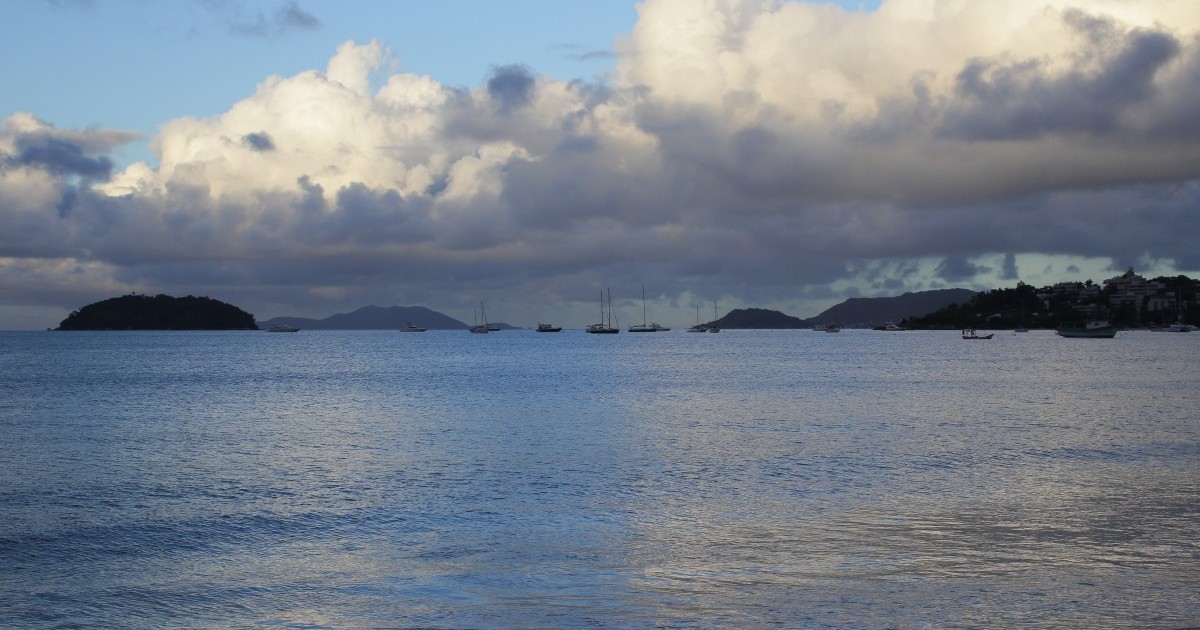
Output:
[
  {"left": 401, "top": 322, "right": 426, "bottom": 332},
  {"left": 536, "top": 323, "right": 562, "bottom": 332},
  {"left": 962, "top": 329, "right": 993, "bottom": 339},
  {"left": 267, "top": 323, "right": 299, "bottom": 332}
]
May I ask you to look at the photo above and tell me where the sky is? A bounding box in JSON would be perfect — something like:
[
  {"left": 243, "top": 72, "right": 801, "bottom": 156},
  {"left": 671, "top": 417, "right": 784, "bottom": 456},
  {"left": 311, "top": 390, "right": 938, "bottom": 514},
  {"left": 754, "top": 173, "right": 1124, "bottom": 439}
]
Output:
[{"left": 2, "top": 0, "right": 1198, "bottom": 330}]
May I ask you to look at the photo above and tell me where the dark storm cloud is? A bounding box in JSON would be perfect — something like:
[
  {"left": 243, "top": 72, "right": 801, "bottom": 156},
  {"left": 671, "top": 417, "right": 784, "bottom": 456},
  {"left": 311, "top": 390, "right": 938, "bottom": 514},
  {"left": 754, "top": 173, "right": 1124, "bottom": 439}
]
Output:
[
  {"left": 940, "top": 17, "right": 1180, "bottom": 141},
  {"left": 936, "top": 256, "right": 988, "bottom": 282},
  {"left": 487, "top": 64, "right": 536, "bottom": 113},
  {"left": 242, "top": 132, "right": 275, "bottom": 152},
  {"left": 1000, "top": 253, "right": 1019, "bottom": 280}
]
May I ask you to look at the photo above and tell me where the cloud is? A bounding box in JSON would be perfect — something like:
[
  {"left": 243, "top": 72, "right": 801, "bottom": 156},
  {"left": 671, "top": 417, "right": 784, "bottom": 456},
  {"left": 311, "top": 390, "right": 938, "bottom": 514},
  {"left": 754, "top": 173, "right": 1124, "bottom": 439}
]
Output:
[
  {"left": 241, "top": 132, "right": 275, "bottom": 152},
  {"left": 226, "top": 1, "right": 321, "bottom": 38},
  {"left": 486, "top": 64, "right": 537, "bottom": 113},
  {"left": 3, "top": 0, "right": 1199, "bottom": 327}
]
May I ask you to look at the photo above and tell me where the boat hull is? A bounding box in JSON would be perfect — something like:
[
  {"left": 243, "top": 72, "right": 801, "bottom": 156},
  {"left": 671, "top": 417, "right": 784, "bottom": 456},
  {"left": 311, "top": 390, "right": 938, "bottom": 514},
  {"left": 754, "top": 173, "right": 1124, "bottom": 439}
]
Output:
[{"left": 1056, "top": 327, "right": 1118, "bottom": 338}]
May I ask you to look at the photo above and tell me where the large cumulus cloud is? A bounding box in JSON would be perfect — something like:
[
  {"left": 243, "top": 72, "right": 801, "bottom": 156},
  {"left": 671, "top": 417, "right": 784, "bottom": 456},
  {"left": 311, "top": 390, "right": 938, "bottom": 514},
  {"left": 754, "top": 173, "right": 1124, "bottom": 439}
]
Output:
[{"left": 2, "top": 0, "right": 1199, "bottom": 327}]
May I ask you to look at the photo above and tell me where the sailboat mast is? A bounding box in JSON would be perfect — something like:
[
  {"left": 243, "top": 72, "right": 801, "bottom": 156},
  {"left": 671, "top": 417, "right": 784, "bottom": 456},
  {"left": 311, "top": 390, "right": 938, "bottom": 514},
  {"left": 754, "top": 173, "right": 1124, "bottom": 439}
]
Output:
[{"left": 642, "top": 285, "right": 647, "bottom": 326}]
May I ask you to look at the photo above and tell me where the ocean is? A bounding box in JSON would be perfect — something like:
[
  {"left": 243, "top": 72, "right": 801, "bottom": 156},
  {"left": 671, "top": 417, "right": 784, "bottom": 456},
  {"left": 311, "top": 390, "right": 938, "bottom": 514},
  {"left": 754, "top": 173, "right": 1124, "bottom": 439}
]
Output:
[{"left": 1, "top": 328, "right": 1197, "bottom": 628}]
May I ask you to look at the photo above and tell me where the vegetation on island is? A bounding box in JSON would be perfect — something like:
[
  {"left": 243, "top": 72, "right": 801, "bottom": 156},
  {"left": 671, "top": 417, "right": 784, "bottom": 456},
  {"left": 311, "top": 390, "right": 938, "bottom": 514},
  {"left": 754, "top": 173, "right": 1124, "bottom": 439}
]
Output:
[
  {"left": 56, "top": 294, "right": 258, "bottom": 330},
  {"left": 902, "top": 275, "right": 1198, "bottom": 330}
]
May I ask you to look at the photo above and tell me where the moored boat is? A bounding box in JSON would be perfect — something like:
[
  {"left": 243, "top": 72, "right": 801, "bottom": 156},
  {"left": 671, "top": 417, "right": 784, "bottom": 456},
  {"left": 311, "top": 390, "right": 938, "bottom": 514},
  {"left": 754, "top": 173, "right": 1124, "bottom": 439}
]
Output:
[
  {"left": 1057, "top": 321, "right": 1119, "bottom": 338},
  {"left": 536, "top": 323, "right": 562, "bottom": 332},
  {"left": 401, "top": 322, "right": 426, "bottom": 332},
  {"left": 586, "top": 289, "right": 619, "bottom": 334},
  {"left": 267, "top": 323, "right": 300, "bottom": 332}
]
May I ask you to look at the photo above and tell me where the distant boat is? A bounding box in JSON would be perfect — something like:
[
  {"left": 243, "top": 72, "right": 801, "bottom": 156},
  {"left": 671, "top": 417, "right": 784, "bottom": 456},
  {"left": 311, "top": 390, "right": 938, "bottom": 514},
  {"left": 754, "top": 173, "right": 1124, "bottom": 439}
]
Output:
[
  {"left": 267, "top": 324, "right": 299, "bottom": 332},
  {"left": 629, "top": 286, "right": 667, "bottom": 332},
  {"left": 874, "top": 323, "right": 904, "bottom": 331},
  {"left": 707, "top": 301, "right": 720, "bottom": 333},
  {"left": 824, "top": 325, "right": 841, "bottom": 333},
  {"left": 687, "top": 304, "right": 707, "bottom": 332},
  {"left": 586, "top": 289, "right": 619, "bottom": 334},
  {"left": 1057, "top": 321, "right": 1118, "bottom": 338},
  {"left": 536, "top": 323, "right": 562, "bottom": 332},
  {"left": 469, "top": 301, "right": 490, "bottom": 334},
  {"left": 401, "top": 322, "right": 426, "bottom": 332},
  {"left": 962, "top": 328, "right": 993, "bottom": 340}
]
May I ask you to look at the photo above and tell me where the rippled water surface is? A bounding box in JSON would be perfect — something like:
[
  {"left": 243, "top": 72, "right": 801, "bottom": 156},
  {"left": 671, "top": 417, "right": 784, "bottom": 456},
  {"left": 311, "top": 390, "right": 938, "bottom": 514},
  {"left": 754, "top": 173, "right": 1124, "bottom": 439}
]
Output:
[{"left": 1, "top": 329, "right": 1197, "bottom": 628}]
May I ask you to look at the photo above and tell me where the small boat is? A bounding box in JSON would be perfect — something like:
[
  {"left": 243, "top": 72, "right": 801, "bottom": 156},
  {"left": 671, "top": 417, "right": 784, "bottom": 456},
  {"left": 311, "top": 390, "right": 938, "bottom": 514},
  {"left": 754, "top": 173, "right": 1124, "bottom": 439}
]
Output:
[
  {"left": 824, "top": 325, "right": 841, "bottom": 333},
  {"left": 1056, "top": 321, "right": 1118, "bottom": 338},
  {"left": 401, "top": 322, "right": 426, "bottom": 332},
  {"left": 962, "top": 328, "right": 993, "bottom": 340},
  {"left": 267, "top": 324, "right": 300, "bottom": 332},
  {"left": 536, "top": 323, "right": 562, "bottom": 332},
  {"left": 874, "top": 323, "right": 904, "bottom": 331}
]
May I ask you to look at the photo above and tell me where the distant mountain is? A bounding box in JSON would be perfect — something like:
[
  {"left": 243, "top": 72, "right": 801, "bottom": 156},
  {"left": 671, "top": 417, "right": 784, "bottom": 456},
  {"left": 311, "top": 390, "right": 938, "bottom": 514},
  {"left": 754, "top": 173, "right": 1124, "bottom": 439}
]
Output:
[
  {"left": 708, "top": 289, "right": 975, "bottom": 329},
  {"left": 261, "top": 305, "right": 498, "bottom": 330},
  {"left": 808, "top": 289, "right": 975, "bottom": 326},
  {"left": 56, "top": 294, "right": 258, "bottom": 330},
  {"left": 712, "top": 308, "right": 810, "bottom": 329}
]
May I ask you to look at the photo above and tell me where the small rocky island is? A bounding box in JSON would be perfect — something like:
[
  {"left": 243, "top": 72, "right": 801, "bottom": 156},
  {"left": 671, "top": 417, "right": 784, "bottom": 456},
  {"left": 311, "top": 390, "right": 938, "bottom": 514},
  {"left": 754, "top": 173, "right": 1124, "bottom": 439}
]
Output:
[{"left": 56, "top": 294, "right": 258, "bottom": 330}]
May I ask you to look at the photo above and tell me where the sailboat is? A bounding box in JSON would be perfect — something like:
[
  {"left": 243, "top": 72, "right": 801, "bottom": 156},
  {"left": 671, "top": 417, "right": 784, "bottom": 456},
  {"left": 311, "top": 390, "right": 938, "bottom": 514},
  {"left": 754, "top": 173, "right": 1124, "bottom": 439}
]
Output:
[
  {"left": 706, "top": 301, "right": 721, "bottom": 332},
  {"left": 687, "top": 304, "right": 707, "bottom": 332},
  {"left": 469, "top": 301, "right": 490, "bottom": 333},
  {"left": 629, "top": 285, "right": 668, "bottom": 332},
  {"left": 586, "top": 289, "right": 620, "bottom": 334}
]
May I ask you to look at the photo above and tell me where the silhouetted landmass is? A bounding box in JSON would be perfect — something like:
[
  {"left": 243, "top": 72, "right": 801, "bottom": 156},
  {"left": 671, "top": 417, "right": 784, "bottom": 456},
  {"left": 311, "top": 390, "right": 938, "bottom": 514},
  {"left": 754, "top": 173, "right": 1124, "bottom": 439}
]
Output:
[
  {"left": 260, "top": 305, "right": 486, "bottom": 330},
  {"left": 808, "top": 289, "right": 976, "bottom": 326},
  {"left": 903, "top": 276, "right": 1198, "bottom": 329},
  {"left": 711, "top": 308, "right": 810, "bottom": 329},
  {"left": 708, "top": 289, "right": 976, "bottom": 329},
  {"left": 56, "top": 294, "right": 258, "bottom": 330}
]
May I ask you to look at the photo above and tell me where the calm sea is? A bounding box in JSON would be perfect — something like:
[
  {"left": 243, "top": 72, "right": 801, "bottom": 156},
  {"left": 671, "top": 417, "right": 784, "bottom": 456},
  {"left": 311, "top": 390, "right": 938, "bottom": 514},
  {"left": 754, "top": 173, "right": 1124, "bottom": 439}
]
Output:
[{"left": 0, "top": 329, "right": 1196, "bottom": 629}]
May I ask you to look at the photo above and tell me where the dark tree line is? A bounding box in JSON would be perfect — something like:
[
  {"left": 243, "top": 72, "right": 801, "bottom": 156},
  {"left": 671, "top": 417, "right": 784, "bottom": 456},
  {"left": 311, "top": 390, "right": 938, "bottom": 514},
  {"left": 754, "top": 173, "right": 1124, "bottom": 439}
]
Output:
[{"left": 903, "top": 276, "right": 1198, "bottom": 330}]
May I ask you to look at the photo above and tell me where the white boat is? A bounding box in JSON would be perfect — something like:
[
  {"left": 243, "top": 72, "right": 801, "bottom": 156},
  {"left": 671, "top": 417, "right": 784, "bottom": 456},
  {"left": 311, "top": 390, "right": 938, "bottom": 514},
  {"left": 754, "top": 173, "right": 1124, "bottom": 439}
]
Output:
[
  {"left": 401, "top": 322, "right": 426, "bottom": 332},
  {"left": 586, "top": 289, "right": 619, "bottom": 334},
  {"left": 267, "top": 323, "right": 299, "bottom": 332},
  {"left": 962, "top": 328, "right": 994, "bottom": 340}
]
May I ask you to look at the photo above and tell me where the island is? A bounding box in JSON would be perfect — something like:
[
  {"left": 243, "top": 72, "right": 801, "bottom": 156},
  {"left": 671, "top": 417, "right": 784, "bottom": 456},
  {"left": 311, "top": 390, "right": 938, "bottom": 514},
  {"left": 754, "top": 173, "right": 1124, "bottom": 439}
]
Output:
[{"left": 55, "top": 294, "right": 258, "bottom": 330}]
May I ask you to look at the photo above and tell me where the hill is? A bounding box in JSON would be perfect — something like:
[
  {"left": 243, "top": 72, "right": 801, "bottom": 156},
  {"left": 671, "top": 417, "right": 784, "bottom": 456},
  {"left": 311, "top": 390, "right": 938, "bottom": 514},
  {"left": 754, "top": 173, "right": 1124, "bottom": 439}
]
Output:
[
  {"left": 260, "top": 305, "right": 485, "bottom": 330},
  {"left": 712, "top": 308, "right": 810, "bottom": 329},
  {"left": 56, "top": 294, "right": 258, "bottom": 330},
  {"left": 706, "top": 289, "right": 975, "bottom": 329},
  {"left": 807, "top": 289, "right": 975, "bottom": 326}
]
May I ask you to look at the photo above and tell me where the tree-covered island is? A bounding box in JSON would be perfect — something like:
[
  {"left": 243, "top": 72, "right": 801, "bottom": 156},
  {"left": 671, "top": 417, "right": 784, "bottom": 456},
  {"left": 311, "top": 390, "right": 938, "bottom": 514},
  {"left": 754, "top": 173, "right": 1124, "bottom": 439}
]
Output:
[
  {"left": 902, "top": 270, "right": 1198, "bottom": 330},
  {"left": 55, "top": 294, "right": 258, "bottom": 330}
]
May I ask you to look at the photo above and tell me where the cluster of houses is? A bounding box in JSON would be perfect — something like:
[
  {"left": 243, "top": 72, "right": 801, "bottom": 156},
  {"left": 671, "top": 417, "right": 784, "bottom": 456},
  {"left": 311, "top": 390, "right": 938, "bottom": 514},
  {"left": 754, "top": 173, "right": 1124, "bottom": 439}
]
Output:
[{"left": 1038, "top": 268, "right": 1196, "bottom": 321}]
